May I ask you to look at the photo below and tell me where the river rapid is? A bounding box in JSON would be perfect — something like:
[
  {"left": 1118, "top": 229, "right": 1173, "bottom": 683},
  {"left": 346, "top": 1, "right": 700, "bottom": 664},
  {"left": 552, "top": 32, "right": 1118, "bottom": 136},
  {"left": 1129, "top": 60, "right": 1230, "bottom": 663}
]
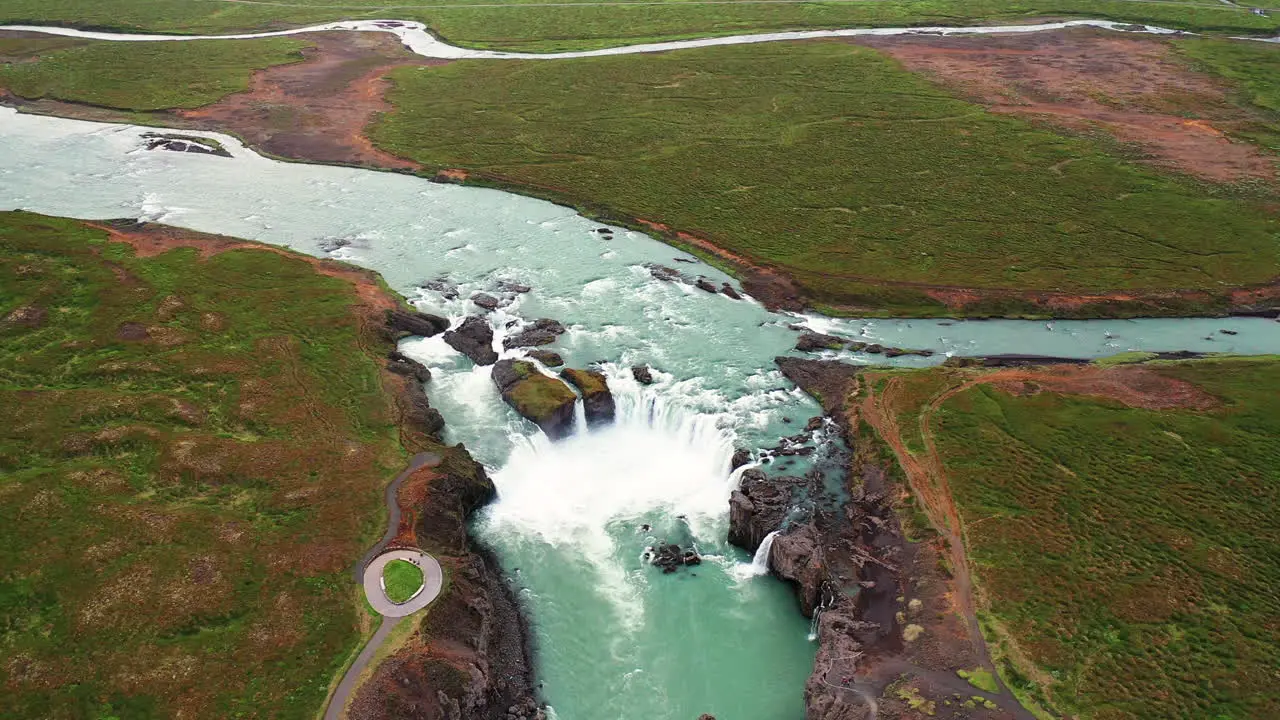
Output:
[{"left": 3, "top": 110, "right": 1278, "bottom": 719}]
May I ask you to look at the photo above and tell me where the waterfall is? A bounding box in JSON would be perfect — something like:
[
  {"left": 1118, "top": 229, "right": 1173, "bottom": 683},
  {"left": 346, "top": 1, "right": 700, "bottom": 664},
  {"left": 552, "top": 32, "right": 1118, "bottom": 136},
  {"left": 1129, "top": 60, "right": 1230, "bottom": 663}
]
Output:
[
  {"left": 748, "top": 530, "right": 779, "bottom": 576},
  {"left": 480, "top": 373, "right": 741, "bottom": 626},
  {"left": 573, "top": 398, "right": 588, "bottom": 435}
]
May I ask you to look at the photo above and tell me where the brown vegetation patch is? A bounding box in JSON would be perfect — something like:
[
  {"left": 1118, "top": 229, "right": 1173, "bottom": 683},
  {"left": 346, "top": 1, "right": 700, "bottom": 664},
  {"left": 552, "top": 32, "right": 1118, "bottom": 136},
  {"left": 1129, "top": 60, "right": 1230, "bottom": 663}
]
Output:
[
  {"left": 859, "top": 30, "right": 1276, "bottom": 183},
  {"left": 986, "top": 364, "right": 1221, "bottom": 411},
  {"left": 178, "top": 32, "right": 441, "bottom": 169},
  {"left": 3, "top": 304, "right": 46, "bottom": 327},
  {"left": 116, "top": 321, "right": 149, "bottom": 341}
]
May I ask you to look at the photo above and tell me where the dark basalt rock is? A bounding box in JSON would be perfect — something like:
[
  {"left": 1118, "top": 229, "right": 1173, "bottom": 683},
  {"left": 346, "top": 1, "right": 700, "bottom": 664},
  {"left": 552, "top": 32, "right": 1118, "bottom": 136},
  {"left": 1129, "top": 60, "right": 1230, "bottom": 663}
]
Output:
[
  {"left": 648, "top": 264, "right": 680, "bottom": 281},
  {"left": 526, "top": 349, "right": 564, "bottom": 367},
  {"left": 503, "top": 318, "right": 566, "bottom": 349},
  {"left": 317, "top": 237, "right": 358, "bottom": 253},
  {"left": 499, "top": 281, "right": 531, "bottom": 294},
  {"left": 796, "top": 332, "right": 847, "bottom": 353},
  {"left": 444, "top": 316, "right": 499, "bottom": 366},
  {"left": 775, "top": 357, "right": 861, "bottom": 414},
  {"left": 731, "top": 448, "right": 751, "bottom": 471},
  {"left": 561, "top": 368, "right": 615, "bottom": 426},
  {"left": 769, "top": 522, "right": 826, "bottom": 616},
  {"left": 472, "top": 292, "right": 501, "bottom": 311},
  {"left": 142, "top": 133, "right": 232, "bottom": 158},
  {"left": 883, "top": 346, "right": 934, "bottom": 358},
  {"left": 386, "top": 309, "right": 450, "bottom": 338},
  {"left": 728, "top": 469, "right": 803, "bottom": 553},
  {"left": 649, "top": 543, "right": 702, "bottom": 574},
  {"left": 423, "top": 277, "right": 459, "bottom": 300},
  {"left": 695, "top": 277, "right": 719, "bottom": 294},
  {"left": 400, "top": 380, "right": 445, "bottom": 438},
  {"left": 864, "top": 343, "right": 884, "bottom": 354},
  {"left": 1220, "top": 329, "right": 1238, "bottom": 335},
  {"left": 492, "top": 359, "right": 578, "bottom": 439},
  {"left": 386, "top": 351, "right": 431, "bottom": 382},
  {"left": 721, "top": 283, "right": 742, "bottom": 300},
  {"left": 631, "top": 365, "right": 654, "bottom": 385}
]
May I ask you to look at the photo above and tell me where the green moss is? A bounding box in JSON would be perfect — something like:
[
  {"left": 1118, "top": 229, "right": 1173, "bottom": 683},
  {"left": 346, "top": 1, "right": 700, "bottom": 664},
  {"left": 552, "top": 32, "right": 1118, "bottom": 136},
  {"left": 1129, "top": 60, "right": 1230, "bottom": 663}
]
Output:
[
  {"left": 382, "top": 560, "right": 424, "bottom": 603},
  {"left": 506, "top": 363, "right": 577, "bottom": 421},
  {"left": 561, "top": 367, "right": 608, "bottom": 397},
  {"left": 1093, "top": 351, "right": 1159, "bottom": 366},
  {"left": 957, "top": 667, "right": 1000, "bottom": 694}
]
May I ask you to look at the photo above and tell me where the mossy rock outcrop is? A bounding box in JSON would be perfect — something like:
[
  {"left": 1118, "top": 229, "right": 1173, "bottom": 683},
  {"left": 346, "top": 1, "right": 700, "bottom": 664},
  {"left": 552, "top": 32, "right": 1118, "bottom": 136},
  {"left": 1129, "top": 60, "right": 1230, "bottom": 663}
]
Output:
[
  {"left": 561, "top": 368, "right": 615, "bottom": 427},
  {"left": 492, "top": 359, "right": 577, "bottom": 439}
]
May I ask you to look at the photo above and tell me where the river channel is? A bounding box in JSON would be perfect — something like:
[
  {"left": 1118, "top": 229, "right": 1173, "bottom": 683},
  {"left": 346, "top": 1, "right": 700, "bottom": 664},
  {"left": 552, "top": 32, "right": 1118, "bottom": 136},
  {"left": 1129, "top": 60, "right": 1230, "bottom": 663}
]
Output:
[{"left": 2, "top": 109, "right": 1277, "bottom": 719}]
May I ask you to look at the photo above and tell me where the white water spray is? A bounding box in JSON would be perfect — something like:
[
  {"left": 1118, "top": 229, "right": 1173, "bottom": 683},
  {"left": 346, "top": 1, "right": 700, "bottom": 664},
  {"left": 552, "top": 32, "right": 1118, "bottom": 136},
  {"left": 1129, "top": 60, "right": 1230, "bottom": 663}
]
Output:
[
  {"left": 479, "top": 374, "right": 739, "bottom": 626},
  {"left": 742, "top": 530, "right": 779, "bottom": 578}
]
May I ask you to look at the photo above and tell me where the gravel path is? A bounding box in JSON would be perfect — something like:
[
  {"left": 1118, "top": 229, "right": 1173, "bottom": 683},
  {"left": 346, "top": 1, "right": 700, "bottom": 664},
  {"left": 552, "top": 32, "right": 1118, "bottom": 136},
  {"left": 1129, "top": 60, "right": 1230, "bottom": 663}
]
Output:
[
  {"left": 323, "top": 450, "right": 445, "bottom": 719},
  {"left": 363, "top": 549, "right": 445, "bottom": 616}
]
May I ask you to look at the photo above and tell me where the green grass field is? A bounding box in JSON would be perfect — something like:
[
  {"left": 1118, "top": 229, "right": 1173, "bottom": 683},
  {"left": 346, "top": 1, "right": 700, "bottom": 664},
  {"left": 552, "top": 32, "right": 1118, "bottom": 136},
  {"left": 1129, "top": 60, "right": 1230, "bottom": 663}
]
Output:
[
  {"left": 903, "top": 358, "right": 1280, "bottom": 718},
  {"left": 371, "top": 40, "right": 1280, "bottom": 314},
  {"left": 382, "top": 560, "right": 425, "bottom": 603},
  {"left": 0, "top": 0, "right": 1276, "bottom": 51},
  {"left": 0, "top": 37, "right": 309, "bottom": 111},
  {"left": 0, "top": 212, "right": 405, "bottom": 719}
]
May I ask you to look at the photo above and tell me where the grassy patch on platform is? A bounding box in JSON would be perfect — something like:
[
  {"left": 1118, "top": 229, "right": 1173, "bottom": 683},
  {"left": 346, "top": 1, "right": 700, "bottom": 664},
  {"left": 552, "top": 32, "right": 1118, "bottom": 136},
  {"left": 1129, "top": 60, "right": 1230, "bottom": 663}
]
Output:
[
  {"left": 382, "top": 560, "right": 425, "bottom": 603},
  {"left": 372, "top": 41, "right": 1280, "bottom": 314},
  {"left": 0, "top": 38, "right": 309, "bottom": 110},
  {"left": 0, "top": 211, "right": 403, "bottom": 719},
  {"left": 894, "top": 358, "right": 1280, "bottom": 718}
]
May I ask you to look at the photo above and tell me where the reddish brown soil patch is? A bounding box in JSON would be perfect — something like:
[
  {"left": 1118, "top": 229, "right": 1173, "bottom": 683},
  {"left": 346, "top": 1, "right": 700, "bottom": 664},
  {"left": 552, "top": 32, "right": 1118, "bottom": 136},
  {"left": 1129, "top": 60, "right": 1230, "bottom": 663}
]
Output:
[
  {"left": 858, "top": 30, "right": 1276, "bottom": 183},
  {"left": 390, "top": 464, "right": 440, "bottom": 547},
  {"left": 983, "top": 364, "right": 1221, "bottom": 411},
  {"left": 178, "top": 32, "right": 441, "bottom": 169},
  {"left": 115, "top": 321, "right": 149, "bottom": 341}
]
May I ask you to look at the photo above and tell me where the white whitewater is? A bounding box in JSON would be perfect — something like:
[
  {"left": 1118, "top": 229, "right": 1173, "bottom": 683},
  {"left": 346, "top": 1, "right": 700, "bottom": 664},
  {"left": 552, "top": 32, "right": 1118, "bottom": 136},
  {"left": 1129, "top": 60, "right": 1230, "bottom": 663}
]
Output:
[
  {"left": 746, "top": 530, "right": 780, "bottom": 577},
  {"left": 0, "top": 19, "right": 1185, "bottom": 61}
]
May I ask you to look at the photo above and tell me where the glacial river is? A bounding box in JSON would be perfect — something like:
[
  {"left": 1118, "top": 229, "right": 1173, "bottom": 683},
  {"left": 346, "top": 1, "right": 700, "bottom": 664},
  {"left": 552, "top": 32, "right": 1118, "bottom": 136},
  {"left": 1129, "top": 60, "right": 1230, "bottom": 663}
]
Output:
[{"left": 2, "top": 109, "right": 1277, "bottom": 719}]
